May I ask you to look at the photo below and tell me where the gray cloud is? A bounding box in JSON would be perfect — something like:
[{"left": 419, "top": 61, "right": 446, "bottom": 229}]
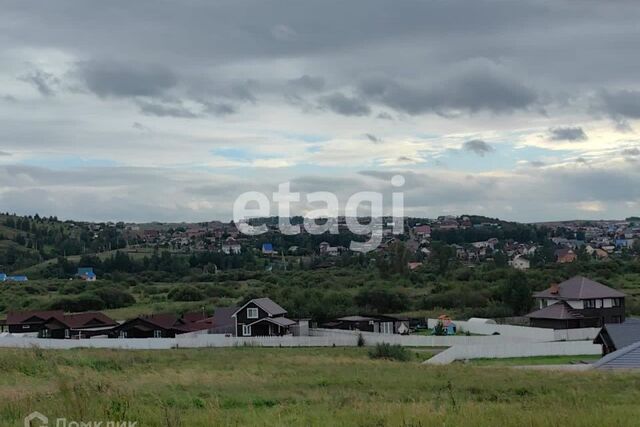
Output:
[
  {"left": 623, "top": 147, "right": 640, "bottom": 156},
  {"left": 135, "top": 99, "right": 198, "bottom": 118},
  {"left": 19, "top": 69, "right": 59, "bottom": 96},
  {"left": 463, "top": 139, "right": 494, "bottom": 157},
  {"left": 0, "top": 151, "right": 11, "bottom": 156},
  {"left": 287, "top": 75, "right": 325, "bottom": 92},
  {"left": 599, "top": 90, "right": 640, "bottom": 119},
  {"left": 549, "top": 126, "right": 588, "bottom": 141},
  {"left": 365, "top": 133, "right": 381, "bottom": 143},
  {"left": 359, "top": 60, "right": 537, "bottom": 116},
  {"left": 78, "top": 61, "right": 177, "bottom": 98},
  {"left": 318, "top": 92, "right": 370, "bottom": 116}
]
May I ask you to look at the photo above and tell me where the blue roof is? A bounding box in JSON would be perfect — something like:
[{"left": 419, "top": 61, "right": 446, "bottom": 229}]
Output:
[
  {"left": 7, "top": 275, "right": 28, "bottom": 282},
  {"left": 77, "top": 267, "right": 95, "bottom": 275},
  {"left": 262, "top": 243, "right": 274, "bottom": 251}
]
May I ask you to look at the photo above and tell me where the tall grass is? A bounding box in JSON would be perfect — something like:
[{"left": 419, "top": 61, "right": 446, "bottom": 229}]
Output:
[{"left": 0, "top": 347, "right": 639, "bottom": 426}]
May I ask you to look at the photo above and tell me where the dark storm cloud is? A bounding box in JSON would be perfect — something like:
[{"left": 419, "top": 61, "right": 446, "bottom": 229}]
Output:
[
  {"left": 359, "top": 60, "right": 537, "bottom": 116},
  {"left": 318, "top": 93, "right": 370, "bottom": 116},
  {"left": 549, "top": 126, "right": 588, "bottom": 141},
  {"left": 463, "top": 140, "right": 494, "bottom": 156},
  {"left": 78, "top": 61, "right": 178, "bottom": 98},
  {"left": 599, "top": 90, "right": 640, "bottom": 119}
]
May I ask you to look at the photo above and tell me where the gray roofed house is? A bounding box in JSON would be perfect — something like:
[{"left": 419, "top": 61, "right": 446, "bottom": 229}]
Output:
[
  {"left": 247, "top": 297, "right": 288, "bottom": 316},
  {"left": 526, "top": 276, "right": 626, "bottom": 329},
  {"left": 533, "top": 276, "right": 625, "bottom": 300},
  {"left": 232, "top": 297, "right": 297, "bottom": 337},
  {"left": 594, "top": 318, "right": 640, "bottom": 354},
  {"left": 592, "top": 340, "right": 640, "bottom": 370}
]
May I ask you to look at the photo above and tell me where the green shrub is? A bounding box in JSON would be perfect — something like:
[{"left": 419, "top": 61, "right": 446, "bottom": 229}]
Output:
[
  {"left": 368, "top": 343, "right": 412, "bottom": 362},
  {"left": 167, "top": 285, "right": 206, "bottom": 301}
]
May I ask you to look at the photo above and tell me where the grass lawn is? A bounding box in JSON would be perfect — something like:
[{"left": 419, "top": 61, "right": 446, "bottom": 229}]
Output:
[
  {"left": 1, "top": 347, "right": 639, "bottom": 426},
  {"left": 465, "top": 354, "right": 602, "bottom": 366}
]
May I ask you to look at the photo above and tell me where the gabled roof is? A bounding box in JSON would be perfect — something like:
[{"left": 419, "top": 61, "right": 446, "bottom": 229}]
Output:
[
  {"left": 64, "top": 312, "right": 117, "bottom": 329},
  {"left": 336, "top": 315, "right": 377, "bottom": 322},
  {"left": 211, "top": 307, "right": 238, "bottom": 327},
  {"left": 533, "top": 276, "right": 625, "bottom": 300},
  {"left": 77, "top": 267, "right": 94, "bottom": 275},
  {"left": 525, "top": 301, "right": 584, "bottom": 320},
  {"left": 138, "top": 314, "right": 181, "bottom": 330},
  {"left": 6, "top": 311, "right": 65, "bottom": 324},
  {"left": 233, "top": 298, "right": 287, "bottom": 317},
  {"left": 248, "top": 316, "right": 297, "bottom": 327},
  {"left": 593, "top": 340, "right": 640, "bottom": 370},
  {"left": 595, "top": 319, "right": 640, "bottom": 351}
]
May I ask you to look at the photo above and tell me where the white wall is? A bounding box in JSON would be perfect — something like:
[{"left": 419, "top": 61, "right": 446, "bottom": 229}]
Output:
[
  {"left": 553, "top": 328, "right": 600, "bottom": 341},
  {"left": 427, "top": 319, "right": 599, "bottom": 342},
  {"left": 425, "top": 341, "right": 601, "bottom": 365},
  {"left": 311, "top": 328, "right": 530, "bottom": 346},
  {"left": 427, "top": 319, "right": 555, "bottom": 341}
]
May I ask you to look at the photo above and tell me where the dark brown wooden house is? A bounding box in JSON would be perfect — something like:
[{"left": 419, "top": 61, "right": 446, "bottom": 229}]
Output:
[
  {"left": 232, "top": 298, "right": 296, "bottom": 337},
  {"left": 4, "top": 310, "right": 117, "bottom": 338},
  {"left": 108, "top": 313, "right": 212, "bottom": 338},
  {"left": 526, "top": 276, "right": 625, "bottom": 329}
]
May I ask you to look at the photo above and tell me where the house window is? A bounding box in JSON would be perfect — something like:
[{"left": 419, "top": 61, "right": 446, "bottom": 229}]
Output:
[
  {"left": 584, "top": 299, "right": 596, "bottom": 309},
  {"left": 380, "top": 322, "right": 393, "bottom": 334},
  {"left": 64, "top": 329, "right": 70, "bottom": 339},
  {"left": 613, "top": 298, "right": 622, "bottom": 307},
  {"left": 242, "top": 325, "right": 252, "bottom": 336},
  {"left": 247, "top": 308, "right": 259, "bottom": 319},
  {"left": 154, "top": 330, "right": 162, "bottom": 338},
  {"left": 22, "top": 325, "right": 29, "bottom": 329},
  {"left": 119, "top": 331, "right": 127, "bottom": 339}
]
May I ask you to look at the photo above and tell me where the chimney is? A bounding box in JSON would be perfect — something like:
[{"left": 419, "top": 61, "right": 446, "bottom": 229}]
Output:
[{"left": 550, "top": 283, "right": 560, "bottom": 295}]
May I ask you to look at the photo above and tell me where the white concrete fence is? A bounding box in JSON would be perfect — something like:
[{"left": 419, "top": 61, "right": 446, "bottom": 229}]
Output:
[
  {"left": 425, "top": 341, "right": 601, "bottom": 365},
  {"left": 426, "top": 319, "right": 600, "bottom": 342}
]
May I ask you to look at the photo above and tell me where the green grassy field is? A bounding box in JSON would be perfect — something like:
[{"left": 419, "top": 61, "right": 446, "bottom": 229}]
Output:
[{"left": 2, "top": 347, "right": 640, "bottom": 427}]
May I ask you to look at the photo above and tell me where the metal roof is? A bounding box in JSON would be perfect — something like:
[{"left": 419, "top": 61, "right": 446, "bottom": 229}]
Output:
[
  {"left": 593, "top": 340, "right": 640, "bottom": 370},
  {"left": 336, "top": 316, "right": 377, "bottom": 322},
  {"left": 248, "top": 317, "right": 296, "bottom": 327},
  {"left": 525, "top": 301, "right": 584, "bottom": 320},
  {"left": 596, "top": 318, "right": 640, "bottom": 351},
  {"left": 534, "top": 276, "right": 625, "bottom": 300}
]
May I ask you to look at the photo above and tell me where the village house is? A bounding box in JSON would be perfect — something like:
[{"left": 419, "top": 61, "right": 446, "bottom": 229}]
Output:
[
  {"left": 526, "top": 276, "right": 626, "bottom": 329},
  {"left": 262, "top": 243, "right": 275, "bottom": 255},
  {"left": 510, "top": 255, "right": 531, "bottom": 270},
  {"left": 3, "top": 311, "right": 117, "bottom": 338},
  {"left": 594, "top": 318, "right": 640, "bottom": 355},
  {"left": 555, "top": 248, "right": 577, "bottom": 263},
  {"left": 232, "top": 297, "right": 298, "bottom": 337},
  {"left": 322, "top": 314, "right": 410, "bottom": 334},
  {"left": 109, "top": 312, "right": 213, "bottom": 338},
  {"left": 221, "top": 237, "right": 242, "bottom": 254},
  {"left": 0, "top": 273, "right": 6, "bottom": 282},
  {"left": 76, "top": 267, "right": 97, "bottom": 281}
]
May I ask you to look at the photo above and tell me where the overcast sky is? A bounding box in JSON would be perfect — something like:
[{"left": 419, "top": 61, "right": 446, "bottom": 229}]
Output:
[{"left": 1, "top": 0, "right": 640, "bottom": 222}]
